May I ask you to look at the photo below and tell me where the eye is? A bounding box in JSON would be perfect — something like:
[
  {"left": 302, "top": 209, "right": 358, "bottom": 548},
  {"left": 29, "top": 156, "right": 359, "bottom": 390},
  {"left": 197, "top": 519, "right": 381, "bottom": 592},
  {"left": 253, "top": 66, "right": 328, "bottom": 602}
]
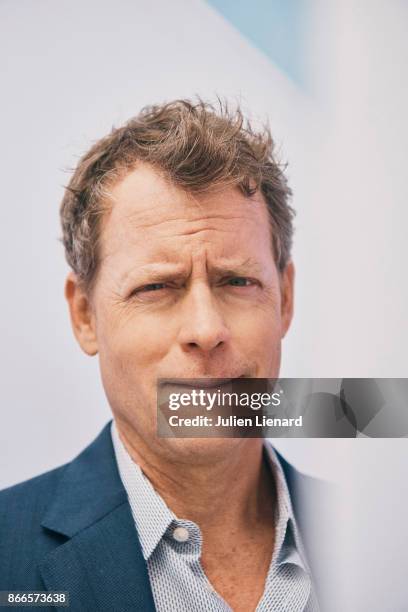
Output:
[
  {"left": 138, "top": 283, "right": 168, "bottom": 292},
  {"left": 129, "top": 282, "right": 170, "bottom": 299},
  {"left": 227, "top": 277, "right": 254, "bottom": 287}
]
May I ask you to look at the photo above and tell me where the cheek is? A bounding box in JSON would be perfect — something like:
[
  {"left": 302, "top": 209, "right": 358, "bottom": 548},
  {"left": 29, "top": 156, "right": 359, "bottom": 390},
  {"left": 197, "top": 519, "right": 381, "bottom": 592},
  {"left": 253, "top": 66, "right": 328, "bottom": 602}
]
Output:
[
  {"left": 232, "top": 302, "right": 282, "bottom": 367},
  {"left": 252, "top": 321, "right": 281, "bottom": 355},
  {"left": 235, "top": 300, "right": 282, "bottom": 340},
  {"left": 98, "top": 310, "right": 174, "bottom": 375}
]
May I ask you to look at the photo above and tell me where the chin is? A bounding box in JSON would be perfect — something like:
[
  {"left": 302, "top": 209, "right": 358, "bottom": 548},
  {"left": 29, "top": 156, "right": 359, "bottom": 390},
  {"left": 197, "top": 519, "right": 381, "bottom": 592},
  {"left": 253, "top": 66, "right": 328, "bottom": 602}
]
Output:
[{"left": 156, "top": 436, "right": 248, "bottom": 465}]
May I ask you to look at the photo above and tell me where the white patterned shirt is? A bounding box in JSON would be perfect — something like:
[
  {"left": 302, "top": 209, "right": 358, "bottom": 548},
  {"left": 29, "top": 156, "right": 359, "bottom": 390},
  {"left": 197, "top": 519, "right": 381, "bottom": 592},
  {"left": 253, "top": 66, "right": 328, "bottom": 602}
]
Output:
[{"left": 111, "top": 421, "right": 319, "bottom": 611}]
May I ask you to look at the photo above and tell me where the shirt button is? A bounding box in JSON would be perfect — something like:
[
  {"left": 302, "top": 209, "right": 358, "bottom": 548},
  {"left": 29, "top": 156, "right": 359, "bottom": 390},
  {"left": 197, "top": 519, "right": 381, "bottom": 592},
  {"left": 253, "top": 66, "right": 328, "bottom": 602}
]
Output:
[{"left": 172, "top": 526, "right": 189, "bottom": 542}]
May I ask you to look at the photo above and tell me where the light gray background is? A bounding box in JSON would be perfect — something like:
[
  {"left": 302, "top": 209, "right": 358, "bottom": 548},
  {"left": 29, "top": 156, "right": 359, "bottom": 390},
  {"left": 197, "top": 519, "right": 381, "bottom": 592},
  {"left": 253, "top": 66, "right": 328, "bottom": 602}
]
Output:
[{"left": 1, "top": 1, "right": 407, "bottom": 609}]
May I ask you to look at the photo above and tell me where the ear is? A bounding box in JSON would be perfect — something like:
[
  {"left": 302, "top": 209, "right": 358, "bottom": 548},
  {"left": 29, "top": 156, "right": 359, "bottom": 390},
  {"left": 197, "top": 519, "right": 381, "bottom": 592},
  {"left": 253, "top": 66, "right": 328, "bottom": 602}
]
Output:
[
  {"left": 280, "top": 261, "right": 295, "bottom": 338},
  {"left": 64, "top": 272, "right": 98, "bottom": 356}
]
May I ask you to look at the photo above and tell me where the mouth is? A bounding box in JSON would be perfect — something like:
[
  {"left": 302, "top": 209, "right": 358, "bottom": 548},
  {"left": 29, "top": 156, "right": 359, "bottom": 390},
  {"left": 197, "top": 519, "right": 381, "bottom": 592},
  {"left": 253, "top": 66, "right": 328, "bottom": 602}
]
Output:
[{"left": 158, "top": 375, "right": 247, "bottom": 389}]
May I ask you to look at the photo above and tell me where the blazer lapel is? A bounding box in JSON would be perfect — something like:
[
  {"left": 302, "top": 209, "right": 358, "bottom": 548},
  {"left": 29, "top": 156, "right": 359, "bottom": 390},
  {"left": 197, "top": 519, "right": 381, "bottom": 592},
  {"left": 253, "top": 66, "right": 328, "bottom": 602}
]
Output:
[{"left": 39, "top": 422, "right": 156, "bottom": 612}]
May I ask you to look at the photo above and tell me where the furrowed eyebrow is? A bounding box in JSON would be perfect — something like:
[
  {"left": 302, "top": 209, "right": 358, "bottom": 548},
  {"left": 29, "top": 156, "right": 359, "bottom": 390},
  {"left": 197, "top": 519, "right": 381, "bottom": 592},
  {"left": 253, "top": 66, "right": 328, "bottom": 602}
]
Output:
[
  {"left": 119, "top": 264, "right": 187, "bottom": 291},
  {"left": 119, "top": 257, "right": 263, "bottom": 291},
  {"left": 207, "top": 257, "right": 263, "bottom": 277}
]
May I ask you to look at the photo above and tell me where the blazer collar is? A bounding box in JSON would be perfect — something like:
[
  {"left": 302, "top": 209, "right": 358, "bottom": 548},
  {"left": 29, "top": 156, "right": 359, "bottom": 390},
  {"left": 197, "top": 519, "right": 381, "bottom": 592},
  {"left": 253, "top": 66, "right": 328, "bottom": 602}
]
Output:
[
  {"left": 39, "top": 421, "right": 156, "bottom": 612},
  {"left": 41, "top": 421, "right": 127, "bottom": 537}
]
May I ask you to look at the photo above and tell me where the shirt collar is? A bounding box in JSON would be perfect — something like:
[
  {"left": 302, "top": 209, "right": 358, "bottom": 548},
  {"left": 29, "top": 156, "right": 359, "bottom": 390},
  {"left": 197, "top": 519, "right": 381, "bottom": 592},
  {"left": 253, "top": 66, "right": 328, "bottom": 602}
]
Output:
[
  {"left": 112, "top": 420, "right": 309, "bottom": 572},
  {"left": 263, "top": 439, "right": 310, "bottom": 572}
]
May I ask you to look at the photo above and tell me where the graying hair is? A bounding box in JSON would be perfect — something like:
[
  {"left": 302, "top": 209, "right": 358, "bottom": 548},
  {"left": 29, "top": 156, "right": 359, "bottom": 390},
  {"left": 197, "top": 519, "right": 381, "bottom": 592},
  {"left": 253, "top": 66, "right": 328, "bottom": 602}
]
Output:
[{"left": 60, "top": 98, "right": 295, "bottom": 290}]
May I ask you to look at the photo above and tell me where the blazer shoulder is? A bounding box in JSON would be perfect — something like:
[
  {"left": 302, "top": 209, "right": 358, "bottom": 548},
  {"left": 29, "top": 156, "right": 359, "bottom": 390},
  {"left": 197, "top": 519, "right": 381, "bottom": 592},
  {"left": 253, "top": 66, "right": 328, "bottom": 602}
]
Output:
[
  {"left": 0, "top": 423, "right": 116, "bottom": 591},
  {"left": 0, "top": 463, "right": 69, "bottom": 540},
  {"left": 0, "top": 464, "right": 71, "bottom": 589}
]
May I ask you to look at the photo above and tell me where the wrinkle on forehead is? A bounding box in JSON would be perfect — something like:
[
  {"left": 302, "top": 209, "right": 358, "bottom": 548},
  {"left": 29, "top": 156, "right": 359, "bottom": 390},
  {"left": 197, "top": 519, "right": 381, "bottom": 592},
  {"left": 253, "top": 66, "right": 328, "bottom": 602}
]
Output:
[
  {"left": 97, "top": 164, "right": 272, "bottom": 269},
  {"left": 101, "top": 212, "right": 270, "bottom": 269},
  {"left": 111, "top": 195, "right": 264, "bottom": 232},
  {"left": 102, "top": 163, "right": 267, "bottom": 226},
  {"left": 102, "top": 208, "right": 269, "bottom": 258}
]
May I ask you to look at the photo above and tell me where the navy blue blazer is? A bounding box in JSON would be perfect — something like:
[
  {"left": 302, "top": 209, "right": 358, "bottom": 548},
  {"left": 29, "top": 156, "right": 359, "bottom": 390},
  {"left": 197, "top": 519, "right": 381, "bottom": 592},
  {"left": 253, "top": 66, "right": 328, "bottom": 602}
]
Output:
[{"left": 0, "top": 422, "right": 334, "bottom": 611}]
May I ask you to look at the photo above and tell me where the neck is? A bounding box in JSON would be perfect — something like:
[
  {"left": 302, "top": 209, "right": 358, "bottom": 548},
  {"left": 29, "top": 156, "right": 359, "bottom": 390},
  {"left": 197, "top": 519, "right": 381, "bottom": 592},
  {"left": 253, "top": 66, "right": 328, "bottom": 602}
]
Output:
[{"left": 115, "top": 418, "right": 277, "bottom": 534}]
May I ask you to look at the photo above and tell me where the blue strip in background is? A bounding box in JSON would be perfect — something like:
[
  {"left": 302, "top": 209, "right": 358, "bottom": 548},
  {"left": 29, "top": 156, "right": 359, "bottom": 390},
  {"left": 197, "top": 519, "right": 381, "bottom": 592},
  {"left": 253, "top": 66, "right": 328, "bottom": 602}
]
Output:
[{"left": 206, "top": 0, "right": 309, "bottom": 88}]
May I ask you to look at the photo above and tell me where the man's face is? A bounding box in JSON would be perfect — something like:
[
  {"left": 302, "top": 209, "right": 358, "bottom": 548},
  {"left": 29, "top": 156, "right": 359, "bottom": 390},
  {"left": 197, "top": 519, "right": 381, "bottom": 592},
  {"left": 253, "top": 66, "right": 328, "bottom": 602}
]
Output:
[{"left": 68, "top": 163, "right": 294, "bottom": 458}]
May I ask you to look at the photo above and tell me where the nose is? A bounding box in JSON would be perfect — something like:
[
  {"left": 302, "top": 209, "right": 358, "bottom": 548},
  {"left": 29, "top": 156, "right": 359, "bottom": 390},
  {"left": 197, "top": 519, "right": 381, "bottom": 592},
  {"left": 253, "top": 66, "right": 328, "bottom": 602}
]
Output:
[{"left": 178, "top": 283, "right": 230, "bottom": 354}]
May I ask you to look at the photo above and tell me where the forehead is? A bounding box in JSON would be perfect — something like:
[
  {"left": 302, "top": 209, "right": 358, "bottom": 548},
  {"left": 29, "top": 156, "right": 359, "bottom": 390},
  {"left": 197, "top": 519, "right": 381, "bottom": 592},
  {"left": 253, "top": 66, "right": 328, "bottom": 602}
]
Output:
[{"left": 98, "top": 163, "right": 273, "bottom": 265}]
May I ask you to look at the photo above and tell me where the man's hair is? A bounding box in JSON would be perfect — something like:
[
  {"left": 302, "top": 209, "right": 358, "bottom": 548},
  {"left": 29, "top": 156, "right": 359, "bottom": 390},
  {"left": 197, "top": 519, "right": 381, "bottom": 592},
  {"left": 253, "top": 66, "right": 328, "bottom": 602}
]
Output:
[{"left": 60, "top": 99, "right": 294, "bottom": 291}]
